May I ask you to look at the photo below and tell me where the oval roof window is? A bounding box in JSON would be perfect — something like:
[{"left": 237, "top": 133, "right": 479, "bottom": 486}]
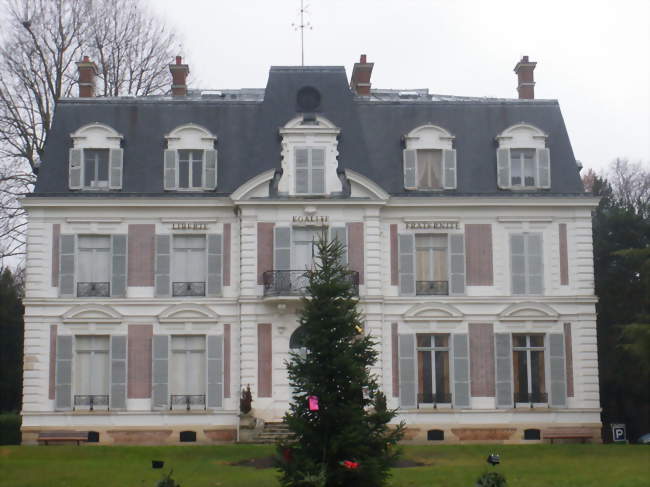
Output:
[{"left": 297, "top": 86, "right": 321, "bottom": 112}]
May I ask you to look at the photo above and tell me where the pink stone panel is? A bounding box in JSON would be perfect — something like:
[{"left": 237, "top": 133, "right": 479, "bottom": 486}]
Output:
[
  {"left": 559, "top": 223, "right": 569, "bottom": 285},
  {"left": 257, "top": 323, "right": 272, "bottom": 397},
  {"left": 224, "top": 324, "right": 231, "bottom": 398},
  {"left": 347, "top": 222, "right": 364, "bottom": 284},
  {"left": 465, "top": 224, "right": 494, "bottom": 286},
  {"left": 223, "top": 223, "right": 231, "bottom": 286},
  {"left": 391, "top": 323, "right": 399, "bottom": 397},
  {"left": 51, "top": 224, "right": 60, "bottom": 287},
  {"left": 127, "top": 324, "right": 153, "bottom": 398},
  {"left": 127, "top": 224, "right": 155, "bottom": 286},
  {"left": 564, "top": 322, "right": 574, "bottom": 397},
  {"left": 469, "top": 323, "right": 495, "bottom": 397},
  {"left": 48, "top": 325, "right": 57, "bottom": 400},
  {"left": 257, "top": 223, "right": 274, "bottom": 285},
  {"left": 390, "top": 224, "right": 398, "bottom": 286}
]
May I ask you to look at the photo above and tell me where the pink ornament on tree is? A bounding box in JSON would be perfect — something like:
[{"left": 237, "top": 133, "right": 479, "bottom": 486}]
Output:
[{"left": 308, "top": 395, "right": 319, "bottom": 411}]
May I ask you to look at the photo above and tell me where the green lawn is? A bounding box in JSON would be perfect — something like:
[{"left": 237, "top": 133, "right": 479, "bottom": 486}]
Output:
[{"left": 0, "top": 443, "right": 648, "bottom": 487}]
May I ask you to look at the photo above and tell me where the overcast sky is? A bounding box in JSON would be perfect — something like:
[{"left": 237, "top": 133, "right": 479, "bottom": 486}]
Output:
[{"left": 146, "top": 0, "right": 649, "bottom": 173}]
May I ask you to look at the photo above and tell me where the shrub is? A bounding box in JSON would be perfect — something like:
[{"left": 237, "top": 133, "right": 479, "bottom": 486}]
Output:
[
  {"left": 0, "top": 413, "right": 21, "bottom": 445},
  {"left": 476, "top": 471, "right": 507, "bottom": 487},
  {"left": 240, "top": 384, "right": 252, "bottom": 415}
]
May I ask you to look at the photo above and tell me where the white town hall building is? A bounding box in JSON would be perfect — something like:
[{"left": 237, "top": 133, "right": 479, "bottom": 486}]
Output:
[{"left": 20, "top": 55, "right": 601, "bottom": 444}]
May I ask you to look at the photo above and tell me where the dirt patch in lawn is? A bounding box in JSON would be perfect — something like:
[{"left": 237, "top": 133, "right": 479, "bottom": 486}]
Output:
[{"left": 231, "top": 456, "right": 425, "bottom": 469}]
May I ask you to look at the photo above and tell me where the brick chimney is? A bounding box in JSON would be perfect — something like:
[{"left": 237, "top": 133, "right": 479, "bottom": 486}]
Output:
[
  {"left": 76, "top": 56, "right": 98, "bottom": 98},
  {"left": 514, "top": 55, "right": 537, "bottom": 99},
  {"left": 169, "top": 56, "right": 189, "bottom": 97},
  {"left": 350, "top": 54, "right": 374, "bottom": 96}
]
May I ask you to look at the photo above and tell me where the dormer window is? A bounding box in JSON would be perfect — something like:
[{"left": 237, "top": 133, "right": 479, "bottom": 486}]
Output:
[
  {"left": 69, "top": 123, "right": 123, "bottom": 191},
  {"left": 403, "top": 125, "right": 456, "bottom": 191},
  {"left": 164, "top": 124, "right": 217, "bottom": 191},
  {"left": 496, "top": 124, "right": 550, "bottom": 190},
  {"left": 295, "top": 148, "right": 325, "bottom": 194}
]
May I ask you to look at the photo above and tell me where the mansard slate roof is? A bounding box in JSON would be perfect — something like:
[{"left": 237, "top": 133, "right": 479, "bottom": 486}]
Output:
[{"left": 33, "top": 65, "right": 585, "bottom": 197}]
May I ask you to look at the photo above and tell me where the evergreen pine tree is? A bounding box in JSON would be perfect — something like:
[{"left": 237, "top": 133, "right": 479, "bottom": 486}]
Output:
[{"left": 278, "top": 233, "right": 404, "bottom": 487}]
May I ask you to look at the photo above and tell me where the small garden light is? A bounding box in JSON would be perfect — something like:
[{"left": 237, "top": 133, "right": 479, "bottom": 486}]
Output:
[
  {"left": 152, "top": 460, "right": 164, "bottom": 469},
  {"left": 486, "top": 453, "right": 500, "bottom": 467}
]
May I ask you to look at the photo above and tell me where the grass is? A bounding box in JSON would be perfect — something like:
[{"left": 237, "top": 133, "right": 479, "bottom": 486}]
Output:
[{"left": 0, "top": 443, "right": 648, "bottom": 487}]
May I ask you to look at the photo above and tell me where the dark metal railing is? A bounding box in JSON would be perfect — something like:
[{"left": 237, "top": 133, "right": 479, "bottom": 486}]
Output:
[
  {"left": 74, "top": 394, "right": 109, "bottom": 411},
  {"left": 172, "top": 282, "right": 206, "bottom": 297},
  {"left": 77, "top": 282, "right": 110, "bottom": 297},
  {"left": 417, "top": 392, "right": 452, "bottom": 408},
  {"left": 514, "top": 391, "right": 548, "bottom": 406},
  {"left": 169, "top": 394, "right": 206, "bottom": 411},
  {"left": 263, "top": 270, "right": 359, "bottom": 297},
  {"left": 416, "top": 280, "right": 449, "bottom": 296}
]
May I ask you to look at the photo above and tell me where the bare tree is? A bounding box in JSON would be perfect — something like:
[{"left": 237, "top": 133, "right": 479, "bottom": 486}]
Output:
[
  {"left": 608, "top": 158, "right": 650, "bottom": 218},
  {"left": 0, "top": 0, "right": 180, "bottom": 260}
]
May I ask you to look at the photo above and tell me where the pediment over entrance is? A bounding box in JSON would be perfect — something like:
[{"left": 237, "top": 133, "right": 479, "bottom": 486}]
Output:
[
  {"left": 403, "top": 302, "right": 464, "bottom": 322},
  {"left": 62, "top": 304, "right": 123, "bottom": 324},
  {"left": 157, "top": 304, "right": 219, "bottom": 323},
  {"left": 498, "top": 302, "right": 559, "bottom": 321}
]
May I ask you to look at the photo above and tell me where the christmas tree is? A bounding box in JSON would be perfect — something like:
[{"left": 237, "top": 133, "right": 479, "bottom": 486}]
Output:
[{"left": 278, "top": 232, "right": 404, "bottom": 487}]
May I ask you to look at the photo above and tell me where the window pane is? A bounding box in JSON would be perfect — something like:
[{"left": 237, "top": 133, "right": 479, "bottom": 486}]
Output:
[
  {"left": 417, "top": 334, "right": 432, "bottom": 348},
  {"left": 513, "top": 335, "right": 527, "bottom": 348},
  {"left": 434, "top": 335, "right": 449, "bottom": 348},
  {"left": 84, "top": 157, "right": 94, "bottom": 187},
  {"left": 531, "top": 350, "right": 546, "bottom": 396},
  {"left": 295, "top": 149, "right": 308, "bottom": 167},
  {"left": 530, "top": 335, "right": 544, "bottom": 348},
  {"left": 418, "top": 350, "right": 433, "bottom": 400},
  {"left": 416, "top": 150, "right": 442, "bottom": 189},
  {"left": 83, "top": 149, "right": 109, "bottom": 187},
  {"left": 513, "top": 350, "right": 528, "bottom": 399},
  {"left": 192, "top": 159, "right": 202, "bottom": 187},
  {"left": 524, "top": 154, "right": 536, "bottom": 186},
  {"left": 310, "top": 148, "right": 325, "bottom": 167},
  {"left": 416, "top": 249, "right": 431, "bottom": 281},
  {"left": 435, "top": 350, "right": 450, "bottom": 397}
]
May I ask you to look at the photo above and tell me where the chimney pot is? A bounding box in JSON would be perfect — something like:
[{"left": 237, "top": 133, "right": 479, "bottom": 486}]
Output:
[
  {"left": 176, "top": 56, "right": 182, "bottom": 65},
  {"left": 514, "top": 55, "right": 537, "bottom": 100},
  {"left": 76, "top": 55, "right": 98, "bottom": 98},
  {"left": 169, "top": 55, "right": 189, "bottom": 97},
  {"left": 360, "top": 54, "right": 367, "bottom": 63},
  {"left": 350, "top": 54, "right": 374, "bottom": 96}
]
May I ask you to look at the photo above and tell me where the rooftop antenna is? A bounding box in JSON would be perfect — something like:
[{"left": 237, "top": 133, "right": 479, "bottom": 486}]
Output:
[{"left": 292, "top": 0, "right": 312, "bottom": 66}]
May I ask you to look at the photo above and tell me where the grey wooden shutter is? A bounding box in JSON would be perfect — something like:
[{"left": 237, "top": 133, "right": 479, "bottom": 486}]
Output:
[
  {"left": 206, "top": 234, "right": 223, "bottom": 297},
  {"left": 526, "top": 234, "right": 544, "bottom": 295},
  {"left": 274, "top": 227, "right": 291, "bottom": 270},
  {"left": 549, "top": 333, "right": 567, "bottom": 407},
  {"left": 163, "top": 150, "right": 177, "bottom": 190},
  {"left": 207, "top": 335, "right": 224, "bottom": 409},
  {"left": 59, "top": 234, "right": 76, "bottom": 297},
  {"left": 151, "top": 335, "right": 169, "bottom": 410},
  {"left": 443, "top": 149, "right": 457, "bottom": 189},
  {"left": 449, "top": 233, "right": 466, "bottom": 295},
  {"left": 110, "top": 335, "right": 127, "bottom": 410},
  {"left": 311, "top": 148, "right": 325, "bottom": 193},
  {"left": 398, "top": 334, "right": 416, "bottom": 409},
  {"left": 403, "top": 149, "right": 417, "bottom": 189},
  {"left": 510, "top": 234, "right": 526, "bottom": 295},
  {"left": 69, "top": 148, "right": 82, "bottom": 189},
  {"left": 55, "top": 335, "right": 73, "bottom": 410},
  {"left": 497, "top": 148, "right": 510, "bottom": 189},
  {"left": 398, "top": 233, "right": 416, "bottom": 296},
  {"left": 204, "top": 149, "right": 217, "bottom": 190},
  {"left": 452, "top": 334, "right": 470, "bottom": 408},
  {"left": 495, "top": 333, "right": 513, "bottom": 408},
  {"left": 537, "top": 148, "right": 551, "bottom": 188},
  {"left": 111, "top": 234, "right": 127, "bottom": 297},
  {"left": 109, "top": 148, "right": 123, "bottom": 189},
  {"left": 331, "top": 226, "right": 347, "bottom": 265},
  {"left": 295, "top": 149, "right": 309, "bottom": 193},
  {"left": 154, "top": 235, "right": 171, "bottom": 297}
]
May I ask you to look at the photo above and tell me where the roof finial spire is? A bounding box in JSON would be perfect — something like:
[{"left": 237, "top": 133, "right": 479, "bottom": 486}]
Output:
[{"left": 292, "top": 0, "right": 312, "bottom": 66}]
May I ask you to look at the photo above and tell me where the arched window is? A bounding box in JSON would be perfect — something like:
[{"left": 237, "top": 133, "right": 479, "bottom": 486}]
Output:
[
  {"left": 402, "top": 125, "right": 456, "bottom": 191},
  {"left": 289, "top": 326, "right": 307, "bottom": 358},
  {"left": 69, "top": 123, "right": 123, "bottom": 190},
  {"left": 164, "top": 124, "right": 217, "bottom": 191},
  {"left": 496, "top": 124, "right": 550, "bottom": 190}
]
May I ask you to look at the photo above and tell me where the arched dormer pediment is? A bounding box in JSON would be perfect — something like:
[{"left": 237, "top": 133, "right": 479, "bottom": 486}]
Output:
[
  {"left": 71, "top": 122, "right": 123, "bottom": 145},
  {"left": 281, "top": 114, "right": 339, "bottom": 132},
  {"left": 496, "top": 123, "right": 547, "bottom": 148},
  {"left": 404, "top": 124, "right": 455, "bottom": 150},
  {"left": 402, "top": 124, "right": 457, "bottom": 191},
  {"left": 157, "top": 304, "right": 219, "bottom": 324},
  {"left": 403, "top": 302, "right": 464, "bottom": 322},
  {"left": 498, "top": 302, "right": 559, "bottom": 322},
  {"left": 62, "top": 304, "right": 123, "bottom": 324},
  {"left": 164, "top": 123, "right": 216, "bottom": 147}
]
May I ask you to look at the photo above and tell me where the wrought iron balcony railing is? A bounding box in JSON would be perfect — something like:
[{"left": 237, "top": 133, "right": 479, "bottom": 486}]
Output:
[
  {"left": 172, "top": 282, "right": 206, "bottom": 297},
  {"left": 417, "top": 392, "right": 452, "bottom": 408},
  {"left": 169, "top": 394, "right": 206, "bottom": 411},
  {"left": 416, "top": 280, "right": 449, "bottom": 296},
  {"left": 74, "top": 394, "right": 109, "bottom": 411},
  {"left": 263, "top": 270, "right": 359, "bottom": 297},
  {"left": 514, "top": 391, "right": 548, "bottom": 406},
  {"left": 77, "top": 282, "right": 110, "bottom": 297}
]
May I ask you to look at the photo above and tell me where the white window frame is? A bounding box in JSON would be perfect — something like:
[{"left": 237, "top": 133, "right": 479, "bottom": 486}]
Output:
[
  {"left": 73, "top": 335, "right": 110, "bottom": 409},
  {"left": 169, "top": 335, "right": 207, "bottom": 410},
  {"left": 76, "top": 235, "right": 112, "bottom": 298},
  {"left": 294, "top": 147, "right": 326, "bottom": 195},
  {"left": 176, "top": 149, "right": 205, "bottom": 189},
  {"left": 415, "top": 333, "right": 452, "bottom": 408},
  {"left": 403, "top": 124, "right": 456, "bottom": 191},
  {"left": 414, "top": 233, "right": 449, "bottom": 295},
  {"left": 512, "top": 334, "right": 548, "bottom": 407},
  {"left": 164, "top": 124, "right": 217, "bottom": 192},
  {"left": 496, "top": 123, "right": 550, "bottom": 190},
  {"left": 171, "top": 234, "right": 207, "bottom": 297},
  {"left": 69, "top": 123, "right": 123, "bottom": 191},
  {"left": 509, "top": 148, "right": 537, "bottom": 188}
]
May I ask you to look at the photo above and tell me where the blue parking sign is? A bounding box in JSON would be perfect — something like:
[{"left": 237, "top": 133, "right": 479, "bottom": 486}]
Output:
[{"left": 611, "top": 424, "right": 626, "bottom": 443}]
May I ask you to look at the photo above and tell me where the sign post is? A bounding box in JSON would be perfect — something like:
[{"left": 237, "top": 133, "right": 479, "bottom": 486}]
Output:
[{"left": 611, "top": 423, "right": 627, "bottom": 443}]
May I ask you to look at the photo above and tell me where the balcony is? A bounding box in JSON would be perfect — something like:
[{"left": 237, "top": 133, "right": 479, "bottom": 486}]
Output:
[
  {"left": 263, "top": 270, "right": 359, "bottom": 298},
  {"left": 514, "top": 391, "right": 548, "bottom": 407},
  {"left": 417, "top": 392, "right": 452, "bottom": 408},
  {"left": 73, "top": 394, "right": 109, "bottom": 411},
  {"left": 172, "top": 282, "right": 206, "bottom": 297},
  {"left": 416, "top": 280, "right": 448, "bottom": 296},
  {"left": 77, "top": 282, "right": 110, "bottom": 297},
  {"left": 170, "top": 394, "right": 206, "bottom": 411}
]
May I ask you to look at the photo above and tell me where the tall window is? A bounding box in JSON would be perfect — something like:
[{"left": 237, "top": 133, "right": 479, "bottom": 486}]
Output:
[
  {"left": 292, "top": 228, "right": 320, "bottom": 270},
  {"left": 416, "top": 149, "right": 443, "bottom": 189},
  {"left": 170, "top": 335, "right": 206, "bottom": 410},
  {"left": 77, "top": 236, "right": 111, "bottom": 297},
  {"left": 512, "top": 334, "right": 547, "bottom": 405},
  {"left": 178, "top": 149, "right": 204, "bottom": 189},
  {"left": 295, "top": 148, "right": 325, "bottom": 194},
  {"left": 83, "top": 149, "right": 109, "bottom": 189},
  {"left": 510, "top": 233, "right": 544, "bottom": 295},
  {"left": 74, "top": 336, "right": 109, "bottom": 410},
  {"left": 415, "top": 234, "right": 448, "bottom": 295},
  {"left": 172, "top": 235, "right": 206, "bottom": 296},
  {"left": 510, "top": 148, "right": 536, "bottom": 187},
  {"left": 416, "top": 334, "right": 451, "bottom": 406}
]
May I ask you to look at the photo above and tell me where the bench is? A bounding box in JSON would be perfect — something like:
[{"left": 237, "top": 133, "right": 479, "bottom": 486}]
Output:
[
  {"left": 542, "top": 428, "right": 594, "bottom": 444},
  {"left": 38, "top": 431, "right": 89, "bottom": 446}
]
